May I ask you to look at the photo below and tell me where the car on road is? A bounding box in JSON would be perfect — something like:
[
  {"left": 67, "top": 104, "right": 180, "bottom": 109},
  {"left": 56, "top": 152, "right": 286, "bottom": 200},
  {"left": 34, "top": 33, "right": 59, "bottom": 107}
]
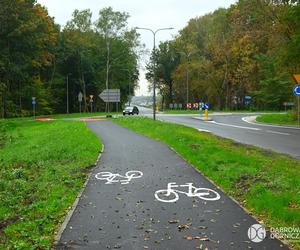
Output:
[{"left": 123, "top": 106, "right": 139, "bottom": 115}]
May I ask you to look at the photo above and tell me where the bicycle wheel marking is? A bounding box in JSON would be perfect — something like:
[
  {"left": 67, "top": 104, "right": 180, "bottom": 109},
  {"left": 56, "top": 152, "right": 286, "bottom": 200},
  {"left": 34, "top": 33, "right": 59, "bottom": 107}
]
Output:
[
  {"left": 95, "top": 170, "right": 143, "bottom": 184},
  {"left": 154, "top": 182, "right": 221, "bottom": 203}
]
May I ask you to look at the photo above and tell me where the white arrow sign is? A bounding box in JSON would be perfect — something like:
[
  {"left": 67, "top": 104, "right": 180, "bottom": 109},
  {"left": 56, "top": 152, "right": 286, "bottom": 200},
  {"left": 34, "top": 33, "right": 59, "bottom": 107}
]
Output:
[{"left": 99, "top": 89, "right": 120, "bottom": 102}]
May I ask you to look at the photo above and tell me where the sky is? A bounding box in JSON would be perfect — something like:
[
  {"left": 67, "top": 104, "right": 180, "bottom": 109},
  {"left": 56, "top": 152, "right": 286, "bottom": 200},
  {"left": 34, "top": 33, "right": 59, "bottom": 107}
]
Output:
[{"left": 37, "top": 0, "right": 237, "bottom": 96}]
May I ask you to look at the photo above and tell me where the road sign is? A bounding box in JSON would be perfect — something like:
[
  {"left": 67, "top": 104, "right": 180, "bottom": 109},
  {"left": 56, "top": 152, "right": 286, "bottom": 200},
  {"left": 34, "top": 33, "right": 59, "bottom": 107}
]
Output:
[
  {"left": 204, "top": 103, "right": 209, "bottom": 109},
  {"left": 32, "top": 100, "right": 36, "bottom": 105},
  {"left": 99, "top": 89, "right": 120, "bottom": 102},
  {"left": 187, "top": 103, "right": 192, "bottom": 109},
  {"left": 292, "top": 74, "right": 300, "bottom": 84},
  {"left": 293, "top": 85, "right": 300, "bottom": 96},
  {"left": 78, "top": 92, "right": 83, "bottom": 102},
  {"left": 193, "top": 103, "right": 199, "bottom": 109}
]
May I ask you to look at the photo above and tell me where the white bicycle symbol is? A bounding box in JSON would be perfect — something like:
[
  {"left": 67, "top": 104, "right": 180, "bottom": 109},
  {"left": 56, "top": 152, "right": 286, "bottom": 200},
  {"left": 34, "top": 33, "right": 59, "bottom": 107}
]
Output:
[
  {"left": 154, "top": 182, "right": 220, "bottom": 203},
  {"left": 95, "top": 170, "right": 143, "bottom": 184}
]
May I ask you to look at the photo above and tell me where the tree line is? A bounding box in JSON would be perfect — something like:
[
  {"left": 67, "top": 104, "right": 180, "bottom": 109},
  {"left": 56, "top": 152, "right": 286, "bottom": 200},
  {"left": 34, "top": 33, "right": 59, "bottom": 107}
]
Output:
[
  {"left": 0, "top": 0, "right": 140, "bottom": 118},
  {"left": 148, "top": 0, "right": 300, "bottom": 112}
]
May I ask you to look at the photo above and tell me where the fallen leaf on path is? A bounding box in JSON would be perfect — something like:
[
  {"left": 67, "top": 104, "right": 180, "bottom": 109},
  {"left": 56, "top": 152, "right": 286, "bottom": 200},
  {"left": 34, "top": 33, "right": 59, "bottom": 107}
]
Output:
[
  {"left": 168, "top": 220, "right": 179, "bottom": 224},
  {"left": 177, "top": 224, "right": 190, "bottom": 231}
]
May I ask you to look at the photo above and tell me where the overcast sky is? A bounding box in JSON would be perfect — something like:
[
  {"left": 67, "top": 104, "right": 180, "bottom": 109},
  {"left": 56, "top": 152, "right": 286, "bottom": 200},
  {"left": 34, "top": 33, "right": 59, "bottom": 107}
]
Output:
[{"left": 37, "top": 0, "right": 237, "bottom": 95}]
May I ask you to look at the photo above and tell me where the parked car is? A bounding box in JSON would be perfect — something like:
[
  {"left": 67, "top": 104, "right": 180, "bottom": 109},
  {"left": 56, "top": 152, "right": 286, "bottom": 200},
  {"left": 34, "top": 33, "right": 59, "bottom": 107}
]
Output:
[{"left": 123, "top": 106, "right": 139, "bottom": 115}]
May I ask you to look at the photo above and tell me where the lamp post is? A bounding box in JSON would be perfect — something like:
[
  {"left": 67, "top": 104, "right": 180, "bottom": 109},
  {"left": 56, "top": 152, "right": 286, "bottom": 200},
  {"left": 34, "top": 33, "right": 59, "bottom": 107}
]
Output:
[
  {"left": 135, "top": 27, "right": 174, "bottom": 120},
  {"left": 66, "top": 73, "right": 72, "bottom": 114},
  {"left": 120, "top": 68, "right": 132, "bottom": 106}
]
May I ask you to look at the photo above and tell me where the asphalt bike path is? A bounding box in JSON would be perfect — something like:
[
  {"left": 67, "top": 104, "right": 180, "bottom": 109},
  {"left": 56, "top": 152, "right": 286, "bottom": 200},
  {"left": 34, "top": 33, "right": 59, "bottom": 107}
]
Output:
[{"left": 57, "top": 120, "right": 288, "bottom": 249}]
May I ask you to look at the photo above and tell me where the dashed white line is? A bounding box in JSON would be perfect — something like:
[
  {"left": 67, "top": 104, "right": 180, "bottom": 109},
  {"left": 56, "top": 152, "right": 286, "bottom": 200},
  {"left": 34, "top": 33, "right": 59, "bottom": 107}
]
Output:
[
  {"left": 266, "top": 130, "right": 290, "bottom": 136},
  {"left": 208, "top": 120, "right": 261, "bottom": 131}
]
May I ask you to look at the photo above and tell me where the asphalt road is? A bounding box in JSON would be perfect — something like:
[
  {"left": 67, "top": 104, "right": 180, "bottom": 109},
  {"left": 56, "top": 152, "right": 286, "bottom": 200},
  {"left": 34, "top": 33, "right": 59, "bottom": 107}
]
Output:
[
  {"left": 57, "top": 120, "right": 288, "bottom": 249},
  {"left": 138, "top": 107, "right": 300, "bottom": 158}
]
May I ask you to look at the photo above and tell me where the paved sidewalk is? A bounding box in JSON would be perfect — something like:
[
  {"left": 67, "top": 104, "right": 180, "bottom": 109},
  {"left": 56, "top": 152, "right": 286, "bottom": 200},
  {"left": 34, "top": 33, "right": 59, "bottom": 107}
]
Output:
[{"left": 57, "top": 120, "right": 288, "bottom": 250}]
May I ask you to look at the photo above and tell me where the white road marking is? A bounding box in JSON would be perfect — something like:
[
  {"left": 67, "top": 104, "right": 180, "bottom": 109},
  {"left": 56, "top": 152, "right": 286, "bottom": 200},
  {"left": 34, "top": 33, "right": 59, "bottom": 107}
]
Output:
[
  {"left": 208, "top": 120, "right": 261, "bottom": 131},
  {"left": 242, "top": 116, "right": 300, "bottom": 130},
  {"left": 95, "top": 170, "right": 143, "bottom": 184},
  {"left": 266, "top": 130, "right": 290, "bottom": 136},
  {"left": 198, "top": 129, "right": 211, "bottom": 133},
  {"left": 154, "top": 182, "right": 220, "bottom": 203}
]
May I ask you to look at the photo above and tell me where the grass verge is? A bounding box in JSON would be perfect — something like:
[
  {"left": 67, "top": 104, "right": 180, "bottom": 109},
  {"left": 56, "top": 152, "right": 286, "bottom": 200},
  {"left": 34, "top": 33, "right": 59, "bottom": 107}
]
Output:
[
  {"left": 256, "top": 113, "right": 300, "bottom": 127},
  {"left": 0, "top": 120, "right": 101, "bottom": 249},
  {"left": 115, "top": 116, "right": 300, "bottom": 249}
]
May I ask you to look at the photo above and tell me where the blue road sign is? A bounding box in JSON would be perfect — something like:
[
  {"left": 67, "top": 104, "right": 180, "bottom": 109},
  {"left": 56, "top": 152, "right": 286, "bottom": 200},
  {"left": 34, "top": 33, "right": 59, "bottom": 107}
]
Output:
[
  {"left": 204, "top": 103, "right": 209, "bottom": 109},
  {"left": 32, "top": 100, "right": 36, "bottom": 105},
  {"left": 293, "top": 85, "right": 300, "bottom": 96}
]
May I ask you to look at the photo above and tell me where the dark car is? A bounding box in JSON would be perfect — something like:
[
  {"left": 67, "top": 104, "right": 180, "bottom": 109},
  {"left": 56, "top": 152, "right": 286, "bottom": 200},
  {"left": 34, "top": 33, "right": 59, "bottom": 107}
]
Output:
[{"left": 123, "top": 106, "right": 139, "bottom": 115}]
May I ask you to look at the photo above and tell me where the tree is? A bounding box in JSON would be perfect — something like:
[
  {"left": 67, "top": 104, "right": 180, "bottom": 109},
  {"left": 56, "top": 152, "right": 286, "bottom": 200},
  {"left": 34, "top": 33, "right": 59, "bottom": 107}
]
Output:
[{"left": 0, "top": 0, "right": 57, "bottom": 117}]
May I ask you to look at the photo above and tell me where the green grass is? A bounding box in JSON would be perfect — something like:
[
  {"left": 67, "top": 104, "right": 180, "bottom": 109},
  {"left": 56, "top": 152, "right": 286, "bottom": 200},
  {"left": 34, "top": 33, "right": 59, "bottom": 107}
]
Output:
[
  {"left": 0, "top": 120, "right": 101, "bottom": 249},
  {"left": 1, "top": 112, "right": 120, "bottom": 121},
  {"left": 257, "top": 113, "right": 300, "bottom": 126},
  {"left": 115, "top": 116, "right": 300, "bottom": 249}
]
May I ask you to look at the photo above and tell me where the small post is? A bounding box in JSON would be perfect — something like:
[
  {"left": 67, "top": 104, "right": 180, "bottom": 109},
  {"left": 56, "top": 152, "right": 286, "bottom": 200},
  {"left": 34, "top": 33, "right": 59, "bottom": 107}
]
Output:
[
  {"left": 90, "top": 95, "right": 94, "bottom": 113},
  {"left": 298, "top": 96, "right": 300, "bottom": 124},
  {"left": 205, "top": 109, "right": 208, "bottom": 121},
  {"left": 32, "top": 97, "right": 36, "bottom": 118}
]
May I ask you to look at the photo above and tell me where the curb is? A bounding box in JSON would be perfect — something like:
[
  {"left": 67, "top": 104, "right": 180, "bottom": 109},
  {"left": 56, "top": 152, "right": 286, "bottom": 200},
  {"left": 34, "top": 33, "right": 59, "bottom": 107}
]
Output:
[
  {"left": 192, "top": 116, "right": 214, "bottom": 121},
  {"left": 242, "top": 116, "right": 300, "bottom": 130},
  {"left": 52, "top": 145, "right": 104, "bottom": 247}
]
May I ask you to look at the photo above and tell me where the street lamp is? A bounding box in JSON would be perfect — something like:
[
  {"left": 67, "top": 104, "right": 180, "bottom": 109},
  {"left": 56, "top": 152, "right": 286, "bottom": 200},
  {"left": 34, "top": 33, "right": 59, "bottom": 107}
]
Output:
[
  {"left": 120, "top": 68, "right": 132, "bottom": 106},
  {"left": 135, "top": 27, "right": 174, "bottom": 120},
  {"left": 66, "top": 73, "right": 72, "bottom": 114}
]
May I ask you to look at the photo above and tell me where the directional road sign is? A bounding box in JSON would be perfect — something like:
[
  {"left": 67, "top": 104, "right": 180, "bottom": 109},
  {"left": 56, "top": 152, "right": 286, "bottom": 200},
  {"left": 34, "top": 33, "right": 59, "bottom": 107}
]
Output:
[
  {"left": 293, "top": 85, "right": 300, "bottom": 96},
  {"left": 32, "top": 100, "right": 36, "bottom": 105},
  {"left": 99, "top": 89, "right": 120, "bottom": 103},
  {"left": 293, "top": 74, "right": 300, "bottom": 84},
  {"left": 204, "top": 103, "right": 209, "bottom": 109}
]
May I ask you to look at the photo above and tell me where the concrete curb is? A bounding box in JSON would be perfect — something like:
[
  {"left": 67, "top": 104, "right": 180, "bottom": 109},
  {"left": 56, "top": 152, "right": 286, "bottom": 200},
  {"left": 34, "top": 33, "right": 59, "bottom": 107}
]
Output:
[
  {"left": 242, "top": 115, "right": 300, "bottom": 130},
  {"left": 52, "top": 145, "right": 104, "bottom": 247},
  {"left": 192, "top": 116, "right": 214, "bottom": 121}
]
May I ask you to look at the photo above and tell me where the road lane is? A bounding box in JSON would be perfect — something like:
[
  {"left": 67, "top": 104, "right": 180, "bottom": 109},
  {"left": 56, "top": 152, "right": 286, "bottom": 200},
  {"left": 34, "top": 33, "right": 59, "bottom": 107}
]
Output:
[
  {"left": 151, "top": 114, "right": 300, "bottom": 158},
  {"left": 57, "top": 120, "right": 288, "bottom": 250}
]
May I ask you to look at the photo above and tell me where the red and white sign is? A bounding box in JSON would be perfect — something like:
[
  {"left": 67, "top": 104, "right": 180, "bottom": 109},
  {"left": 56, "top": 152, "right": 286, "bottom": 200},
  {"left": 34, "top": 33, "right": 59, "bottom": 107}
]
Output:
[
  {"left": 193, "top": 103, "right": 199, "bottom": 109},
  {"left": 186, "top": 103, "right": 192, "bottom": 109}
]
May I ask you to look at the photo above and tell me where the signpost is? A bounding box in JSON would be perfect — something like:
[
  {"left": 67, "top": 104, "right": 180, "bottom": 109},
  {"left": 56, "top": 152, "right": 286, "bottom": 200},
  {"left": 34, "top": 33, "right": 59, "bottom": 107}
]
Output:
[
  {"left": 293, "top": 84, "right": 300, "bottom": 124},
  {"left": 292, "top": 74, "right": 300, "bottom": 124},
  {"left": 89, "top": 95, "right": 94, "bottom": 113},
  {"left": 32, "top": 97, "right": 36, "bottom": 118},
  {"left": 78, "top": 92, "right": 83, "bottom": 113},
  {"left": 204, "top": 103, "right": 209, "bottom": 121}
]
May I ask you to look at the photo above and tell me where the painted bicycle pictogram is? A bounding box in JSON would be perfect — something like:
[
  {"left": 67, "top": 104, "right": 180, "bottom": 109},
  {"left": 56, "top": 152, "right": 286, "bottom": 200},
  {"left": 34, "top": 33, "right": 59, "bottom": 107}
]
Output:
[
  {"left": 154, "top": 182, "right": 220, "bottom": 203},
  {"left": 95, "top": 170, "right": 143, "bottom": 184}
]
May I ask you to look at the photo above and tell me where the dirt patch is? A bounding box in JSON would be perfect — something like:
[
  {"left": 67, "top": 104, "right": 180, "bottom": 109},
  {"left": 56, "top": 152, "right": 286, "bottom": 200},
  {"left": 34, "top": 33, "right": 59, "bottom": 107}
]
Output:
[
  {"left": 0, "top": 216, "right": 19, "bottom": 232},
  {"left": 189, "top": 143, "right": 201, "bottom": 150},
  {"left": 235, "top": 174, "right": 267, "bottom": 194}
]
